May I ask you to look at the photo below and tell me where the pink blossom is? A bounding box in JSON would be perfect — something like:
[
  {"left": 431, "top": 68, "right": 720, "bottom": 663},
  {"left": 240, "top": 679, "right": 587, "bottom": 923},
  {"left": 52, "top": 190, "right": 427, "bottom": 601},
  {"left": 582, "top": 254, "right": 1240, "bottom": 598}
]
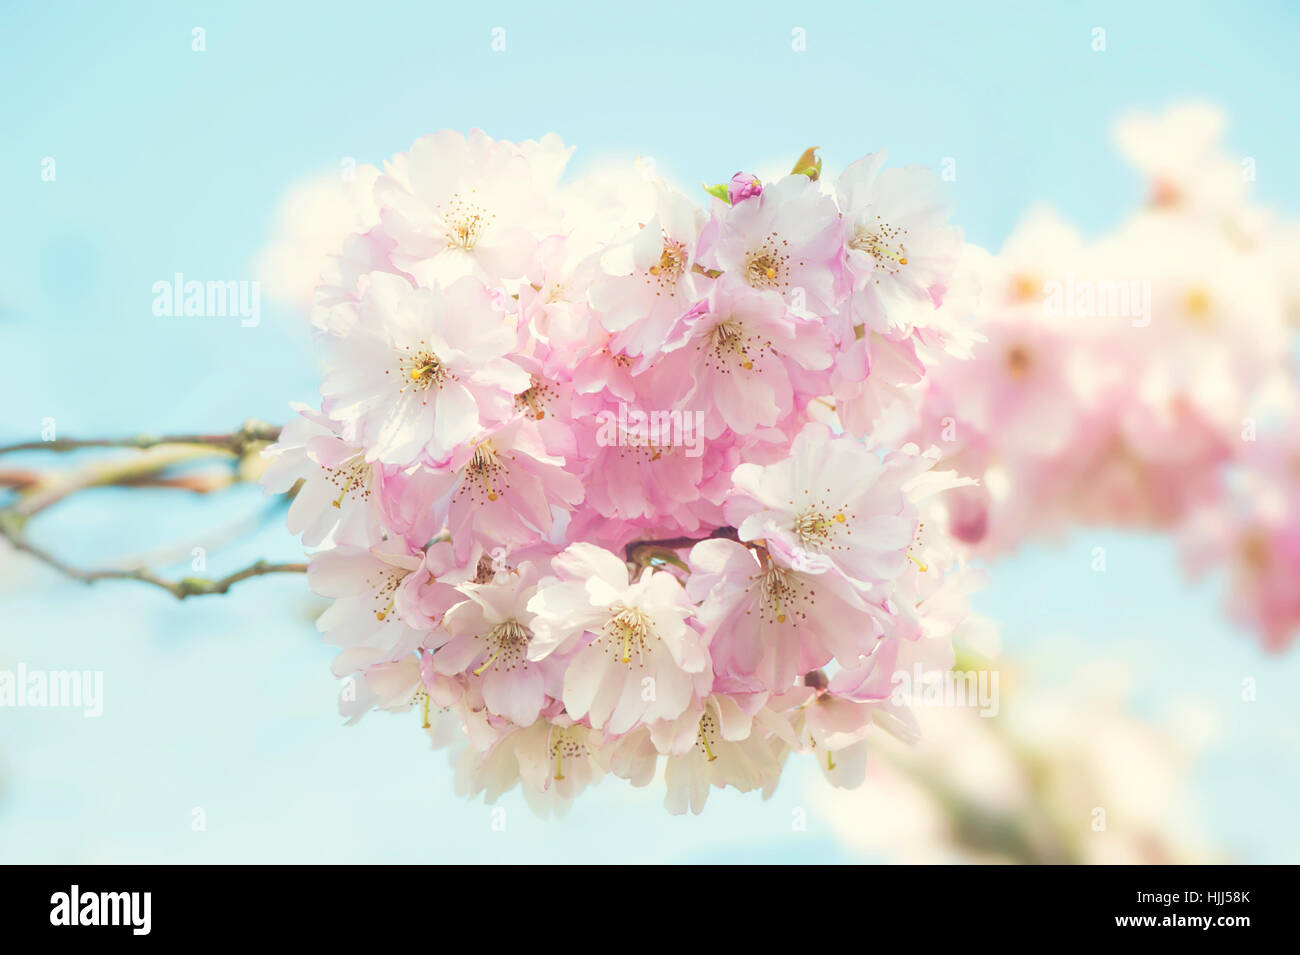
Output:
[
  {"left": 727, "top": 172, "right": 762, "bottom": 205},
  {"left": 656, "top": 277, "right": 835, "bottom": 439},
  {"left": 432, "top": 562, "right": 565, "bottom": 725},
  {"left": 587, "top": 184, "right": 706, "bottom": 358},
  {"left": 695, "top": 173, "right": 848, "bottom": 320},
  {"left": 373, "top": 129, "right": 569, "bottom": 286},
  {"left": 836, "top": 151, "right": 962, "bottom": 338},
  {"left": 318, "top": 272, "right": 530, "bottom": 467},
  {"left": 526, "top": 543, "right": 710, "bottom": 733},
  {"left": 725, "top": 422, "right": 917, "bottom": 587},
  {"left": 260, "top": 403, "right": 381, "bottom": 547}
]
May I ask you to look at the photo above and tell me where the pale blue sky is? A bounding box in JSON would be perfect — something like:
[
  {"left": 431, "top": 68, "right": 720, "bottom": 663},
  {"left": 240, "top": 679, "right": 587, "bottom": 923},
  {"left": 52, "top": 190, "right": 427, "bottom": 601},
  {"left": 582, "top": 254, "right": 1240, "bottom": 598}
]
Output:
[{"left": 2, "top": 0, "right": 1298, "bottom": 863}]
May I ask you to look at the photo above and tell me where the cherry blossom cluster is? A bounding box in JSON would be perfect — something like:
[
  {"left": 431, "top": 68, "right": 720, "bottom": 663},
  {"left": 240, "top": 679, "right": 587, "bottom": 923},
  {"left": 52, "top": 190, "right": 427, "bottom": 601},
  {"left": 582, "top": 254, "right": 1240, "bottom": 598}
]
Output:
[
  {"left": 913, "top": 104, "right": 1300, "bottom": 649},
  {"left": 262, "top": 129, "right": 985, "bottom": 813}
]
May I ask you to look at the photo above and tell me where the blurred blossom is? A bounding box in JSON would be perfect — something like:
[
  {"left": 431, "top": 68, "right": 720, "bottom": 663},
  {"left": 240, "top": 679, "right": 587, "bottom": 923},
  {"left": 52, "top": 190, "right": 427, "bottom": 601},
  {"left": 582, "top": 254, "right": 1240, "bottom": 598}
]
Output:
[
  {"left": 919, "top": 102, "right": 1300, "bottom": 649},
  {"left": 256, "top": 165, "right": 383, "bottom": 310},
  {"left": 814, "top": 657, "right": 1220, "bottom": 864}
]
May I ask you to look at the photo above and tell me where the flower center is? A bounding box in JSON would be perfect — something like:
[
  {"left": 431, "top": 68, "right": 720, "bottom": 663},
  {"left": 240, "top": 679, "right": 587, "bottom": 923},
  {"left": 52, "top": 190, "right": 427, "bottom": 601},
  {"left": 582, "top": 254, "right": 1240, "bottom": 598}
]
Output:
[
  {"left": 514, "top": 377, "right": 556, "bottom": 420},
  {"left": 1005, "top": 345, "right": 1032, "bottom": 378},
  {"left": 851, "top": 219, "right": 909, "bottom": 274},
  {"left": 703, "top": 318, "right": 764, "bottom": 372},
  {"left": 646, "top": 239, "right": 687, "bottom": 287},
  {"left": 695, "top": 710, "right": 720, "bottom": 762},
  {"left": 439, "top": 191, "right": 495, "bottom": 251},
  {"left": 459, "top": 441, "right": 508, "bottom": 503},
  {"left": 395, "top": 343, "right": 452, "bottom": 400},
  {"left": 327, "top": 453, "right": 372, "bottom": 509},
  {"left": 758, "top": 566, "right": 811, "bottom": 625},
  {"left": 369, "top": 568, "right": 409, "bottom": 622},
  {"left": 472, "top": 619, "right": 534, "bottom": 675},
  {"left": 601, "top": 606, "right": 654, "bottom": 666},
  {"left": 743, "top": 234, "right": 792, "bottom": 291},
  {"left": 549, "top": 725, "right": 590, "bottom": 781},
  {"left": 1239, "top": 530, "right": 1271, "bottom": 572},
  {"left": 1010, "top": 273, "right": 1042, "bottom": 303},
  {"left": 1183, "top": 287, "right": 1214, "bottom": 327},
  {"left": 792, "top": 505, "right": 850, "bottom": 551}
]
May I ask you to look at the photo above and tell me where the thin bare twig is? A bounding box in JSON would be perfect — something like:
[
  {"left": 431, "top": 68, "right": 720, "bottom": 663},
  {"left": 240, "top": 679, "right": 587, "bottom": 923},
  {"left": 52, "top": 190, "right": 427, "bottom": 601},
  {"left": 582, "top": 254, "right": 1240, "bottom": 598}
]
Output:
[
  {"left": 0, "top": 518, "right": 305, "bottom": 599},
  {"left": 0, "top": 419, "right": 299, "bottom": 600},
  {"left": 0, "top": 419, "right": 281, "bottom": 457},
  {"left": 8, "top": 446, "right": 231, "bottom": 519},
  {"left": 0, "top": 468, "right": 233, "bottom": 493}
]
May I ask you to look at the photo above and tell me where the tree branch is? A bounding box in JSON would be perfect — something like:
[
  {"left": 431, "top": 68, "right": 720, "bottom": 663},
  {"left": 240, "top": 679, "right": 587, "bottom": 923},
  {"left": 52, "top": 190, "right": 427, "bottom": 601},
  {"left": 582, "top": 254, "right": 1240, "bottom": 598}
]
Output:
[
  {"left": 0, "top": 517, "right": 305, "bottom": 599},
  {"left": 625, "top": 526, "right": 739, "bottom": 566},
  {"left": 0, "top": 419, "right": 281, "bottom": 457},
  {"left": 8, "top": 446, "right": 233, "bottom": 519},
  {"left": 0, "top": 419, "right": 300, "bottom": 600}
]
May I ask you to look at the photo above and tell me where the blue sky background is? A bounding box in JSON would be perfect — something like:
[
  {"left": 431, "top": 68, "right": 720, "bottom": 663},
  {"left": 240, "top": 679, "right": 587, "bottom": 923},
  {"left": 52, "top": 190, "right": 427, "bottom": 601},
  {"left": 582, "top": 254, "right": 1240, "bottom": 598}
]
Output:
[{"left": 2, "top": 0, "right": 1298, "bottom": 863}]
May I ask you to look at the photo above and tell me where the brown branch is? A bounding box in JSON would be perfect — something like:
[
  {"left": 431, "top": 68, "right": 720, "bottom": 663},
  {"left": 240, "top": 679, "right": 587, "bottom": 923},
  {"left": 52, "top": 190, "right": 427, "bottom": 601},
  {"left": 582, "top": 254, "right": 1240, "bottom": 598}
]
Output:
[
  {"left": 0, "top": 517, "right": 305, "bottom": 599},
  {"left": 0, "top": 418, "right": 299, "bottom": 600},
  {"left": 625, "top": 526, "right": 739, "bottom": 566},
  {"left": 0, "top": 469, "right": 233, "bottom": 493},
  {"left": 0, "top": 419, "right": 281, "bottom": 457},
  {"left": 8, "top": 446, "right": 232, "bottom": 519}
]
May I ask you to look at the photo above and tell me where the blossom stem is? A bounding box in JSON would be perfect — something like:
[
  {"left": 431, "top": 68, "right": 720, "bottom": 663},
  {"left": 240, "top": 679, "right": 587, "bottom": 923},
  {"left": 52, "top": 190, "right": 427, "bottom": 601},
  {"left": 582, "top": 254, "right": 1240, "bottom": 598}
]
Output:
[{"left": 623, "top": 526, "right": 740, "bottom": 567}]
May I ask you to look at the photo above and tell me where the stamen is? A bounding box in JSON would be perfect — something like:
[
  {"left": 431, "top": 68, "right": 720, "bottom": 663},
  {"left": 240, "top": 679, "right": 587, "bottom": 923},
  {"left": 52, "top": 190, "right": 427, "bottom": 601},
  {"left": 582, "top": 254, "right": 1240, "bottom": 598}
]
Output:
[
  {"left": 473, "top": 648, "right": 503, "bottom": 676},
  {"left": 700, "top": 732, "right": 717, "bottom": 762}
]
